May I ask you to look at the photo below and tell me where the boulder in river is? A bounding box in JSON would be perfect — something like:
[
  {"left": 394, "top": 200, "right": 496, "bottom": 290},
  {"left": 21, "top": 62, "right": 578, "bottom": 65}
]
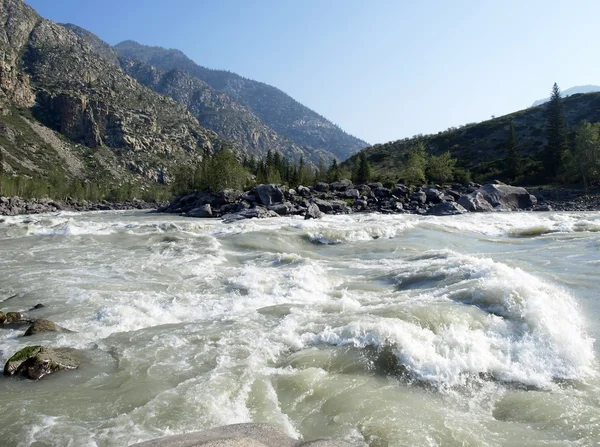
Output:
[
  {"left": 427, "top": 202, "right": 468, "bottom": 216},
  {"left": 457, "top": 191, "right": 494, "bottom": 212},
  {"left": 304, "top": 203, "right": 323, "bottom": 220},
  {"left": 24, "top": 318, "right": 73, "bottom": 336},
  {"left": 3, "top": 346, "right": 80, "bottom": 380},
  {"left": 187, "top": 204, "right": 213, "bottom": 218},
  {"left": 478, "top": 184, "right": 537, "bottom": 210}
]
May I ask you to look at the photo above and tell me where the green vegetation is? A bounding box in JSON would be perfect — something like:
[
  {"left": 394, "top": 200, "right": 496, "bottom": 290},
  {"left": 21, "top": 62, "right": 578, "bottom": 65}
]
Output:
[
  {"left": 562, "top": 121, "right": 600, "bottom": 191},
  {"left": 504, "top": 122, "right": 522, "bottom": 181},
  {"left": 343, "top": 85, "right": 600, "bottom": 188},
  {"left": 544, "top": 83, "right": 570, "bottom": 179}
]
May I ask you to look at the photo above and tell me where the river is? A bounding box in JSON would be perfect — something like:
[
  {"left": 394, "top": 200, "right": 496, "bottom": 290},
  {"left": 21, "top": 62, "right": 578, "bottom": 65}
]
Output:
[{"left": 0, "top": 211, "right": 599, "bottom": 446}]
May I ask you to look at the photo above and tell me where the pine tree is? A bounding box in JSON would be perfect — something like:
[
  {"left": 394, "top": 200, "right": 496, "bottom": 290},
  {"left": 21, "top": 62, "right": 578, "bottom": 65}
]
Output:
[
  {"left": 504, "top": 122, "right": 522, "bottom": 181},
  {"left": 355, "top": 152, "right": 372, "bottom": 183},
  {"left": 544, "top": 83, "right": 569, "bottom": 180},
  {"left": 327, "top": 159, "right": 341, "bottom": 182}
]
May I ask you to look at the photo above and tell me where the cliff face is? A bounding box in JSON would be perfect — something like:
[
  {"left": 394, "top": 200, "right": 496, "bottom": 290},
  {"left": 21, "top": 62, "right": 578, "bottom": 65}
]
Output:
[
  {"left": 114, "top": 41, "right": 369, "bottom": 162},
  {"left": 0, "top": 0, "right": 220, "bottom": 184},
  {"left": 119, "top": 57, "right": 329, "bottom": 162}
]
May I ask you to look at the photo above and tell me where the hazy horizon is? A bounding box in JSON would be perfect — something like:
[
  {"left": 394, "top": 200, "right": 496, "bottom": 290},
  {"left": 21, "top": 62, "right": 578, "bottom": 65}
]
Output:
[{"left": 26, "top": 0, "right": 600, "bottom": 145}]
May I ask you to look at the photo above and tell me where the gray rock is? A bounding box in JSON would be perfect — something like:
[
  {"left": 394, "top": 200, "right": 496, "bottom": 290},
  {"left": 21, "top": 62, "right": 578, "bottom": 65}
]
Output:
[
  {"left": 313, "top": 182, "right": 330, "bottom": 193},
  {"left": 187, "top": 204, "right": 213, "bottom": 218},
  {"left": 331, "top": 200, "right": 352, "bottom": 214},
  {"left": 425, "top": 187, "right": 445, "bottom": 204},
  {"left": 478, "top": 184, "right": 537, "bottom": 210},
  {"left": 330, "top": 179, "right": 352, "bottom": 191},
  {"left": 392, "top": 184, "right": 409, "bottom": 197},
  {"left": 3, "top": 346, "right": 80, "bottom": 380},
  {"left": 24, "top": 318, "right": 73, "bottom": 336},
  {"left": 427, "top": 202, "right": 468, "bottom": 216},
  {"left": 304, "top": 203, "right": 323, "bottom": 220},
  {"left": 410, "top": 191, "right": 427, "bottom": 204},
  {"left": 458, "top": 191, "right": 493, "bottom": 212},
  {"left": 254, "top": 184, "right": 285, "bottom": 207},
  {"left": 373, "top": 187, "right": 391, "bottom": 198},
  {"left": 268, "top": 202, "right": 296, "bottom": 216},
  {"left": 297, "top": 185, "right": 311, "bottom": 197},
  {"left": 222, "top": 206, "right": 279, "bottom": 222},
  {"left": 313, "top": 199, "right": 334, "bottom": 213},
  {"left": 344, "top": 189, "right": 360, "bottom": 199}
]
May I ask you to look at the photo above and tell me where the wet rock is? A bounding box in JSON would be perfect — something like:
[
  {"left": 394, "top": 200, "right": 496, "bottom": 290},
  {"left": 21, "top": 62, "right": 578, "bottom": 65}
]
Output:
[
  {"left": 222, "top": 206, "right": 278, "bottom": 222},
  {"left": 4, "top": 346, "right": 80, "bottom": 380},
  {"left": 427, "top": 202, "right": 468, "bottom": 216},
  {"left": 458, "top": 191, "right": 494, "bottom": 212},
  {"left": 268, "top": 202, "right": 296, "bottom": 216},
  {"left": 5, "top": 312, "right": 25, "bottom": 324},
  {"left": 29, "top": 304, "right": 45, "bottom": 311},
  {"left": 254, "top": 184, "right": 285, "bottom": 206},
  {"left": 304, "top": 203, "right": 323, "bottom": 220},
  {"left": 24, "top": 319, "right": 72, "bottom": 336},
  {"left": 313, "top": 198, "right": 334, "bottom": 213},
  {"left": 187, "top": 204, "right": 213, "bottom": 218},
  {"left": 392, "top": 184, "right": 409, "bottom": 197}
]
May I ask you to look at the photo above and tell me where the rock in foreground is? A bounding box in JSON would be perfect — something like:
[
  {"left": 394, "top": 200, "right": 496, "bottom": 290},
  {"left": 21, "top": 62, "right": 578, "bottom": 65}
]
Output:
[
  {"left": 3, "top": 346, "right": 80, "bottom": 380},
  {"left": 130, "top": 423, "right": 352, "bottom": 447}
]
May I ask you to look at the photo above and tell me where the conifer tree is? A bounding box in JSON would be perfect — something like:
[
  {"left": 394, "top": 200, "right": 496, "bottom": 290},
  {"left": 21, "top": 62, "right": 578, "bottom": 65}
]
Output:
[
  {"left": 504, "top": 122, "right": 522, "bottom": 181},
  {"left": 355, "top": 152, "right": 372, "bottom": 183},
  {"left": 544, "top": 83, "right": 569, "bottom": 180}
]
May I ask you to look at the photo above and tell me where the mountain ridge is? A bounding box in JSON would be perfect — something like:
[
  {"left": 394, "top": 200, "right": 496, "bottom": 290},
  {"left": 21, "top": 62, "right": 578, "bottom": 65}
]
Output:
[{"left": 114, "top": 40, "right": 369, "bottom": 161}]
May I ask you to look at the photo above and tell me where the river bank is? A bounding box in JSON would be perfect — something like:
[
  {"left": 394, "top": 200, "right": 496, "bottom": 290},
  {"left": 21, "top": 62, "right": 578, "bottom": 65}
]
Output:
[
  {"left": 2, "top": 182, "right": 599, "bottom": 218},
  {"left": 0, "top": 196, "right": 165, "bottom": 216}
]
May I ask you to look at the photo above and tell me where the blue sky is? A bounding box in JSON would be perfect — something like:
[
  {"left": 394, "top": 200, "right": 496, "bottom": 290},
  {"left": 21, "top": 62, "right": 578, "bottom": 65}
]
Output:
[{"left": 26, "top": 0, "right": 600, "bottom": 145}]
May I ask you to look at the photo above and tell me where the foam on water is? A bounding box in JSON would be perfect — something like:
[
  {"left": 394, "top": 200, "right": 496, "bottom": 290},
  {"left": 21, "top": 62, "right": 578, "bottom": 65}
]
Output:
[
  {"left": 300, "top": 251, "right": 595, "bottom": 389},
  {"left": 0, "top": 210, "right": 599, "bottom": 446}
]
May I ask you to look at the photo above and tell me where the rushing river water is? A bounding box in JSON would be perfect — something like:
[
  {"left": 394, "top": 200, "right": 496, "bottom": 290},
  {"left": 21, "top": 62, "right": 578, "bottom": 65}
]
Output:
[{"left": 0, "top": 211, "right": 599, "bottom": 447}]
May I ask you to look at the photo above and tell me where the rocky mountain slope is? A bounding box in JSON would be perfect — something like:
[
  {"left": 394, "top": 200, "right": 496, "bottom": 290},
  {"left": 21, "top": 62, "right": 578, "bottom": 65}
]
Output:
[
  {"left": 114, "top": 40, "right": 368, "bottom": 161},
  {"left": 349, "top": 92, "right": 600, "bottom": 182},
  {"left": 0, "top": 0, "right": 220, "bottom": 185}
]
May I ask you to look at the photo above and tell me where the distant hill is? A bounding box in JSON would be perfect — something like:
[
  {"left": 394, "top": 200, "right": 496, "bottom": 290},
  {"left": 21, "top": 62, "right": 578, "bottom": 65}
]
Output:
[
  {"left": 532, "top": 85, "right": 600, "bottom": 107},
  {"left": 114, "top": 41, "right": 368, "bottom": 161},
  {"left": 347, "top": 92, "right": 600, "bottom": 183}
]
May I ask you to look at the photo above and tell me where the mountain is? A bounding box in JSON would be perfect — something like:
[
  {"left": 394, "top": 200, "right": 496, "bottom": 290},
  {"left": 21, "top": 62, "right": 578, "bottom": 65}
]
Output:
[
  {"left": 0, "top": 0, "right": 221, "bottom": 186},
  {"left": 348, "top": 92, "right": 600, "bottom": 182},
  {"left": 114, "top": 40, "right": 368, "bottom": 161},
  {"left": 532, "top": 85, "right": 600, "bottom": 107},
  {"left": 118, "top": 57, "right": 333, "bottom": 162}
]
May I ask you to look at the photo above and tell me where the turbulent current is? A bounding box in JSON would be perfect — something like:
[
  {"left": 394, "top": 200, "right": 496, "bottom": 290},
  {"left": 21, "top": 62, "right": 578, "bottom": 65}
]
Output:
[{"left": 0, "top": 211, "right": 599, "bottom": 446}]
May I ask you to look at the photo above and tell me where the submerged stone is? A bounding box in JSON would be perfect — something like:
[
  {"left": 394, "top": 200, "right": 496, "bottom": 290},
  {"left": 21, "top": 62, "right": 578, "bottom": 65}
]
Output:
[
  {"left": 24, "top": 318, "right": 73, "bottom": 336},
  {"left": 3, "top": 346, "right": 80, "bottom": 380}
]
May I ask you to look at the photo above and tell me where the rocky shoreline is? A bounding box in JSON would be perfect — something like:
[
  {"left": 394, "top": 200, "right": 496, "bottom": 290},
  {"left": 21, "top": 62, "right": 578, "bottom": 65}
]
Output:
[
  {"left": 0, "top": 196, "right": 165, "bottom": 216},
  {"left": 1, "top": 183, "right": 599, "bottom": 219},
  {"left": 160, "top": 180, "right": 545, "bottom": 221}
]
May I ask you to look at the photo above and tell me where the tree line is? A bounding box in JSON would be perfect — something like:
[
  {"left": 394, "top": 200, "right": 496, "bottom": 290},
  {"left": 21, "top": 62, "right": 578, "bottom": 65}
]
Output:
[{"left": 501, "top": 83, "right": 600, "bottom": 190}]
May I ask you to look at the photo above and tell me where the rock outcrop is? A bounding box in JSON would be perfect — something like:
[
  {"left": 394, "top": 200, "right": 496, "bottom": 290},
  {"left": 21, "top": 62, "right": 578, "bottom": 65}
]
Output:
[
  {"left": 3, "top": 345, "right": 80, "bottom": 380},
  {"left": 0, "top": 0, "right": 220, "bottom": 185}
]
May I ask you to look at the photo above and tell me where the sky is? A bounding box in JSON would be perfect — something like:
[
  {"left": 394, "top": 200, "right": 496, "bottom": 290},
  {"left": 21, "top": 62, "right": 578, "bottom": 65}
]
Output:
[{"left": 25, "top": 0, "right": 600, "bottom": 145}]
